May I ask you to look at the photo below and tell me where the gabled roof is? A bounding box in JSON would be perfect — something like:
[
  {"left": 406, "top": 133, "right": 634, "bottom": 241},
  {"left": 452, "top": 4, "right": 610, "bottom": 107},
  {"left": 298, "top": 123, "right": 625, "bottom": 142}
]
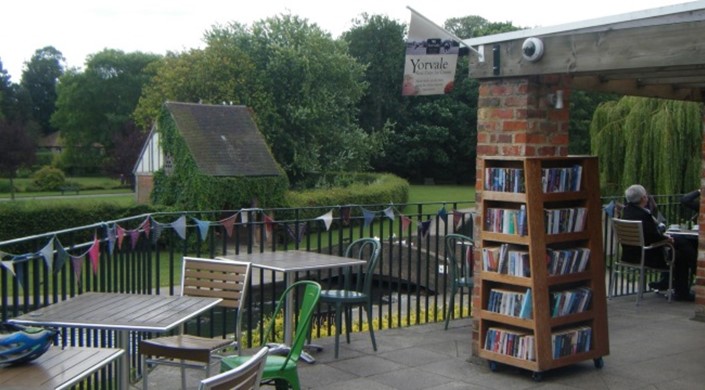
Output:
[{"left": 164, "top": 102, "right": 281, "bottom": 177}]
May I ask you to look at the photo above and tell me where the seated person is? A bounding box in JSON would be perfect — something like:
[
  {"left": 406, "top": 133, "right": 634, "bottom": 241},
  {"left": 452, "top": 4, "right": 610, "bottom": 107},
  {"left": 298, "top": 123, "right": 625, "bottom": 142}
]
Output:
[
  {"left": 681, "top": 188, "right": 700, "bottom": 222},
  {"left": 620, "top": 185, "right": 695, "bottom": 301}
]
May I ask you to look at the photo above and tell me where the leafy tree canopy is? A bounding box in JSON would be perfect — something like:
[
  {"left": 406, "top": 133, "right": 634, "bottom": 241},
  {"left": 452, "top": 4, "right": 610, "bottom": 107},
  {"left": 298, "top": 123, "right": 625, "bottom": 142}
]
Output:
[
  {"left": 52, "top": 49, "right": 160, "bottom": 174},
  {"left": 20, "top": 46, "right": 65, "bottom": 135},
  {"left": 590, "top": 96, "right": 702, "bottom": 196},
  {"left": 136, "top": 14, "right": 379, "bottom": 184}
]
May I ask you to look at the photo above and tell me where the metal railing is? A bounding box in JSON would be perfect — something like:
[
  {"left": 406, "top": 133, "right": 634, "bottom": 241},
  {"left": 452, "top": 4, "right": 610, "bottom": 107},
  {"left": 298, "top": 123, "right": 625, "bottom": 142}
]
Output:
[{"left": 0, "top": 195, "right": 690, "bottom": 383}]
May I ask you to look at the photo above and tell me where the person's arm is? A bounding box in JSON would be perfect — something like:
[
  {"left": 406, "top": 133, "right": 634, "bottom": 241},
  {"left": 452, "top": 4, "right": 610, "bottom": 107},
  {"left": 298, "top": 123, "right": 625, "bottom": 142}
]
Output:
[{"left": 681, "top": 189, "right": 700, "bottom": 212}]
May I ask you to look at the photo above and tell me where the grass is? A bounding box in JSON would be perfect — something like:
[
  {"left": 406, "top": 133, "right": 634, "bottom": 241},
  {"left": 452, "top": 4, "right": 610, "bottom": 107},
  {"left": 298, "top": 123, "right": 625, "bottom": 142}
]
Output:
[
  {"left": 0, "top": 176, "right": 134, "bottom": 203},
  {"left": 407, "top": 184, "right": 475, "bottom": 205}
]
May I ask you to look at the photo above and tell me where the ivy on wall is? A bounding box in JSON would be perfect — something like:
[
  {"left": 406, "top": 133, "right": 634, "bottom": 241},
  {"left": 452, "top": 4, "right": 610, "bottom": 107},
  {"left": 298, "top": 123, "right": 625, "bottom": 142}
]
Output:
[{"left": 151, "top": 108, "right": 289, "bottom": 210}]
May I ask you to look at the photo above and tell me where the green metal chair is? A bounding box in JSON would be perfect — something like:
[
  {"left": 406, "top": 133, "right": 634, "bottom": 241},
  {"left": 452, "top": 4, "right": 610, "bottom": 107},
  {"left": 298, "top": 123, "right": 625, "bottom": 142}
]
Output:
[
  {"left": 320, "top": 238, "right": 381, "bottom": 358},
  {"left": 444, "top": 234, "right": 474, "bottom": 330},
  {"left": 221, "top": 280, "right": 321, "bottom": 390}
]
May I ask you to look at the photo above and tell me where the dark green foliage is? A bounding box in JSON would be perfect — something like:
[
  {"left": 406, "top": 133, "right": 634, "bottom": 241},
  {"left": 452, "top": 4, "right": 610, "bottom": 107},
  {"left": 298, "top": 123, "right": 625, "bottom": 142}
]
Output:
[
  {"left": 151, "top": 108, "right": 289, "bottom": 210},
  {"left": 0, "top": 202, "right": 159, "bottom": 245},
  {"left": 20, "top": 46, "right": 64, "bottom": 135},
  {"left": 30, "top": 166, "right": 65, "bottom": 191},
  {"left": 590, "top": 96, "right": 703, "bottom": 196},
  {"left": 569, "top": 90, "right": 618, "bottom": 154},
  {"left": 52, "top": 49, "right": 160, "bottom": 174}
]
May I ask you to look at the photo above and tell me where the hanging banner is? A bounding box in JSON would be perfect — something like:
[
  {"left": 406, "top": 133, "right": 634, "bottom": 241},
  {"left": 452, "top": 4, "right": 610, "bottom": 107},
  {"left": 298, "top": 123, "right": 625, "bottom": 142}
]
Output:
[{"left": 403, "top": 8, "right": 460, "bottom": 96}]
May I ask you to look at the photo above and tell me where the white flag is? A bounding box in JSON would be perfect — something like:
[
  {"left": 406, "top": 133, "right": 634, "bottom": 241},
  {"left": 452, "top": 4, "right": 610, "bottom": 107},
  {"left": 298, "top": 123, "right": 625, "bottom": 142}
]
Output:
[{"left": 403, "top": 8, "right": 460, "bottom": 96}]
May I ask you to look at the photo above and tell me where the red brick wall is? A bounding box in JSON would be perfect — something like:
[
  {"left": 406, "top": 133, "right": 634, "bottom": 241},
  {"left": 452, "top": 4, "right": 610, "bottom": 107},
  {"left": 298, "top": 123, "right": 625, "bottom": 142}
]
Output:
[{"left": 472, "top": 75, "right": 571, "bottom": 355}]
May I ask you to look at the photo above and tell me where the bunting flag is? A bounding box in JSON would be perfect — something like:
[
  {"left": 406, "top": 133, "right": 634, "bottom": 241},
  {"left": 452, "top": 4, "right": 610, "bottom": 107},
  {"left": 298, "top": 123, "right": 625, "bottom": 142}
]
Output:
[
  {"left": 142, "top": 217, "right": 151, "bottom": 238},
  {"left": 400, "top": 215, "right": 412, "bottom": 231},
  {"left": 152, "top": 221, "right": 163, "bottom": 243},
  {"left": 340, "top": 206, "right": 351, "bottom": 225},
  {"left": 384, "top": 206, "right": 395, "bottom": 221},
  {"left": 263, "top": 214, "right": 275, "bottom": 240},
  {"left": 106, "top": 224, "right": 117, "bottom": 254},
  {"left": 453, "top": 209, "right": 464, "bottom": 228},
  {"left": 418, "top": 220, "right": 432, "bottom": 238},
  {"left": 403, "top": 7, "right": 460, "bottom": 96},
  {"left": 117, "top": 225, "right": 126, "bottom": 249},
  {"left": 71, "top": 255, "right": 83, "bottom": 282},
  {"left": 286, "top": 223, "right": 307, "bottom": 244},
  {"left": 0, "top": 250, "right": 15, "bottom": 277},
  {"left": 362, "top": 208, "right": 376, "bottom": 227},
  {"left": 240, "top": 212, "right": 249, "bottom": 224},
  {"left": 172, "top": 216, "right": 187, "bottom": 240},
  {"left": 39, "top": 237, "right": 54, "bottom": 271},
  {"left": 603, "top": 200, "right": 616, "bottom": 218},
  {"left": 194, "top": 218, "right": 210, "bottom": 241},
  {"left": 219, "top": 213, "right": 238, "bottom": 237},
  {"left": 55, "top": 243, "right": 69, "bottom": 272},
  {"left": 88, "top": 235, "right": 100, "bottom": 275},
  {"left": 317, "top": 210, "right": 334, "bottom": 231},
  {"left": 437, "top": 206, "right": 448, "bottom": 223},
  {"left": 130, "top": 229, "right": 140, "bottom": 249}
]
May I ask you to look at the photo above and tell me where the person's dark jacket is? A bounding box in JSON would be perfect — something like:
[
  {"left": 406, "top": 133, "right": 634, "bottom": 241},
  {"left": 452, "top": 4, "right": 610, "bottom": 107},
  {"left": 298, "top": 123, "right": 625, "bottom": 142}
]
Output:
[
  {"left": 620, "top": 203, "right": 669, "bottom": 268},
  {"left": 681, "top": 189, "right": 700, "bottom": 213}
]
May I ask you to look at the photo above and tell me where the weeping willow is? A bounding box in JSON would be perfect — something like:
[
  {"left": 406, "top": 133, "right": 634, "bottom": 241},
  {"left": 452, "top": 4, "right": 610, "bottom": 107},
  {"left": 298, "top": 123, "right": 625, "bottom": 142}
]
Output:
[{"left": 590, "top": 96, "right": 703, "bottom": 196}]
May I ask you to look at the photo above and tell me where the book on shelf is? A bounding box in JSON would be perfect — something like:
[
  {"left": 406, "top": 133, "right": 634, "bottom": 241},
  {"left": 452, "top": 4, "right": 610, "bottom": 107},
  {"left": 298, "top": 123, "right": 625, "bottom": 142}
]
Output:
[
  {"left": 484, "top": 167, "right": 525, "bottom": 192},
  {"left": 551, "top": 326, "right": 592, "bottom": 359},
  {"left": 544, "top": 207, "right": 587, "bottom": 234},
  {"left": 546, "top": 247, "right": 590, "bottom": 275},
  {"left": 541, "top": 165, "right": 582, "bottom": 193},
  {"left": 483, "top": 244, "right": 530, "bottom": 277},
  {"left": 550, "top": 287, "right": 592, "bottom": 317},
  {"left": 485, "top": 207, "right": 528, "bottom": 235},
  {"left": 519, "top": 288, "right": 532, "bottom": 319},
  {"left": 487, "top": 288, "right": 532, "bottom": 319},
  {"left": 484, "top": 327, "right": 536, "bottom": 361}
]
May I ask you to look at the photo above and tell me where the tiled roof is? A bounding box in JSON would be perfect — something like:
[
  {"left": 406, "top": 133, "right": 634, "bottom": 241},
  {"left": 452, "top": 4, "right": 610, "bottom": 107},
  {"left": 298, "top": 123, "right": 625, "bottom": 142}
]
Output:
[{"left": 164, "top": 102, "right": 281, "bottom": 177}]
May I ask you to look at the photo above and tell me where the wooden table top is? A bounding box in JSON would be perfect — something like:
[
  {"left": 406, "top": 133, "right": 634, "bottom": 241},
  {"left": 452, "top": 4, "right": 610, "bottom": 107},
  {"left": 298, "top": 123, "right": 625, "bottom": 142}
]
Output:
[
  {"left": 220, "top": 250, "right": 366, "bottom": 273},
  {"left": 9, "top": 292, "right": 221, "bottom": 332},
  {"left": 0, "top": 347, "right": 123, "bottom": 390}
]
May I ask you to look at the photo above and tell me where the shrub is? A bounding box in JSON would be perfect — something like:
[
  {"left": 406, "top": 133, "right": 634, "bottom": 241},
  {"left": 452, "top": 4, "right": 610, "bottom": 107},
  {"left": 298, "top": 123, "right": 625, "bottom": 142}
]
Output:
[{"left": 31, "top": 166, "right": 66, "bottom": 191}]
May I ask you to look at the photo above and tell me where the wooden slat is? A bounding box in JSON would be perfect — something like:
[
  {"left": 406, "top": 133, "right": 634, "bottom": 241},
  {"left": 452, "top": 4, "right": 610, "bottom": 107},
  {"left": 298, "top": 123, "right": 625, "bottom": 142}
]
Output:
[{"left": 0, "top": 347, "right": 123, "bottom": 390}]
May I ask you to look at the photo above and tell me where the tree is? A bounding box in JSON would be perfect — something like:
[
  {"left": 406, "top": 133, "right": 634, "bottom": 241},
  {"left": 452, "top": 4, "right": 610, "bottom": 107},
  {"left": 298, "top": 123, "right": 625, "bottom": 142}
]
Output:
[
  {"left": 0, "top": 119, "right": 36, "bottom": 199},
  {"left": 342, "top": 14, "right": 408, "bottom": 133},
  {"left": 444, "top": 16, "right": 517, "bottom": 38},
  {"left": 590, "top": 96, "right": 702, "bottom": 196},
  {"left": 51, "top": 49, "right": 160, "bottom": 174},
  {"left": 137, "top": 14, "right": 376, "bottom": 183},
  {"left": 0, "top": 59, "right": 9, "bottom": 121},
  {"left": 568, "top": 90, "right": 618, "bottom": 154},
  {"left": 21, "top": 46, "right": 65, "bottom": 135}
]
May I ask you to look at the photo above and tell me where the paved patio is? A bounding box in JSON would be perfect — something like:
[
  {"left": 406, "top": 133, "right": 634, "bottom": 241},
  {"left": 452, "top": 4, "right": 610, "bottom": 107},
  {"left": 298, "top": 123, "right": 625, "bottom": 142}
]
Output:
[{"left": 138, "top": 293, "right": 705, "bottom": 389}]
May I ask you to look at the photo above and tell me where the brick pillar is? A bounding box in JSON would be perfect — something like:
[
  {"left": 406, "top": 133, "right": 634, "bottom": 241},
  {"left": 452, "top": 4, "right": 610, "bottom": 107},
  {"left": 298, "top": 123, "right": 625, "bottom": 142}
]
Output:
[{"left": 471, "top": 75, "right": 571, "bottom": 356}]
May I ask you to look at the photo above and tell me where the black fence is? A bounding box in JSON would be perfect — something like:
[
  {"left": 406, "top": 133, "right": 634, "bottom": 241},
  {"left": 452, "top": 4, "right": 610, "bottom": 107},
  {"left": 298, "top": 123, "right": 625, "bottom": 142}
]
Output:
[{"left": 0, "top": 195, "right": 691, "bottom": 384}]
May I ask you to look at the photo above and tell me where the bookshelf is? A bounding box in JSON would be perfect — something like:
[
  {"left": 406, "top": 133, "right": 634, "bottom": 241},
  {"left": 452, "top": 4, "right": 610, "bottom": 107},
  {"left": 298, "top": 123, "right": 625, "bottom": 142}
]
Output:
[{"left": 478, "top": 156, "right": 609, "bottom": 380}]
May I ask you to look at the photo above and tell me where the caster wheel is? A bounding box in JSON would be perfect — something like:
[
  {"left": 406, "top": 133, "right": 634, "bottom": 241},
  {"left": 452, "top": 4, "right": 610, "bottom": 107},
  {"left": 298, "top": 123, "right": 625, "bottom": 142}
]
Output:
[
  {"left": 594, "top": 357, "right": 604, "bottom": 369},
  {"left": 531, "top": 371, "right": 543, "bottom": 381},
  {"left": 488, "top": 361, "right": 499, "bottom": 372}
]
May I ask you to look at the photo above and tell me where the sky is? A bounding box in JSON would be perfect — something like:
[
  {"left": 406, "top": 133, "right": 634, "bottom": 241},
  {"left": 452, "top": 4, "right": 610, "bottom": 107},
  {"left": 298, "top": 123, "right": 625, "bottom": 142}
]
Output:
[{"left": 0, "top": 0, "right": 693, "bottom": 82}]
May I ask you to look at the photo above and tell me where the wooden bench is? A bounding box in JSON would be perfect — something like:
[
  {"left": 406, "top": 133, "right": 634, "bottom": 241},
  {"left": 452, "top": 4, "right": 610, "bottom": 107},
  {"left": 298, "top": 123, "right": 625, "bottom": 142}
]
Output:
[
  {"left": 0, "top": 346, "right": 123, "bottom": 390},
  {"left": 59, "top": 185, "right": 80, "bottom": 195}
]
